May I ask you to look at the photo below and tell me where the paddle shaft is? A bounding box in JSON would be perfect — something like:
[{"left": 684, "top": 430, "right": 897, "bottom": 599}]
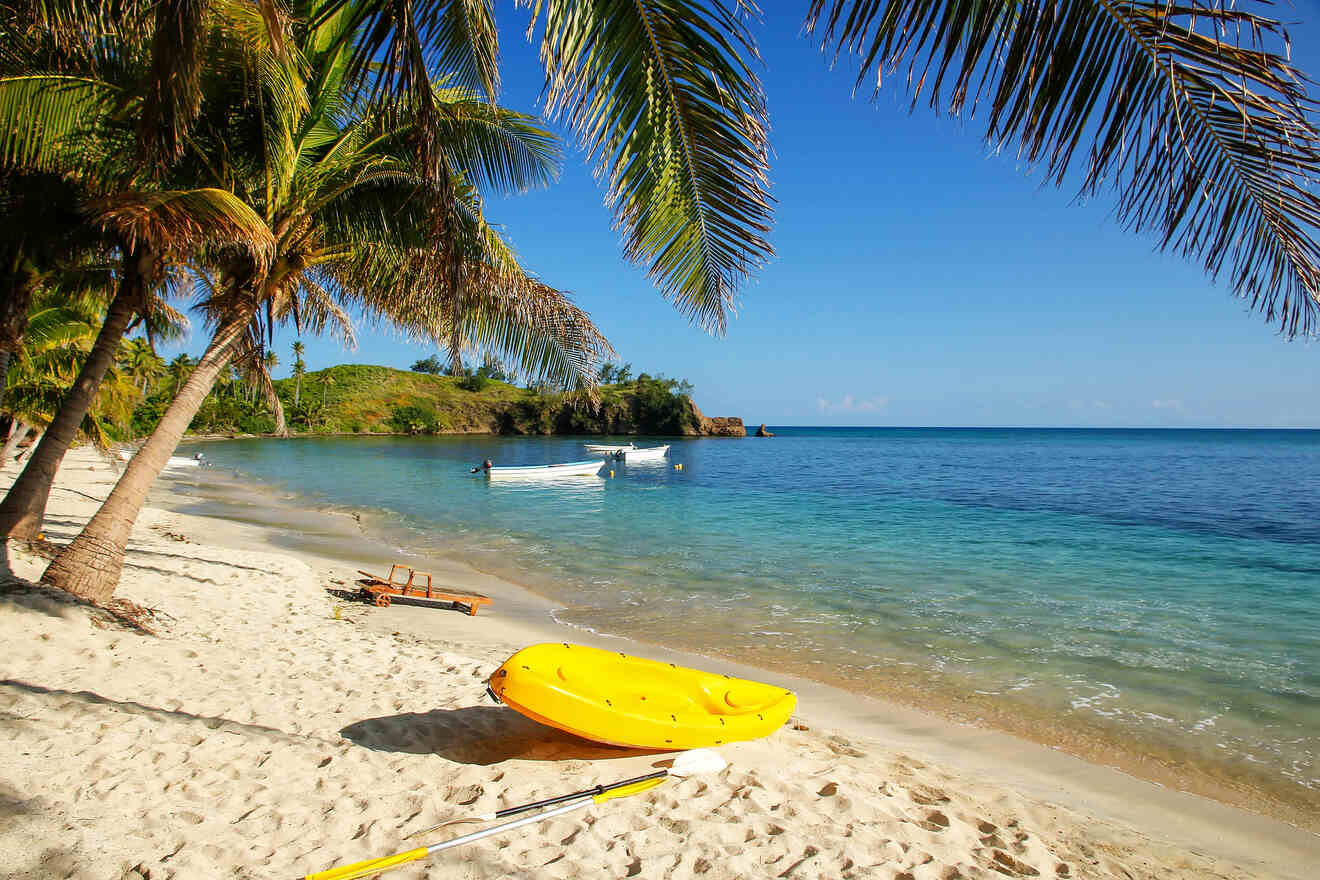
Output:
[
  {"left": 306, "top": 801, "right": 591, "bottom": 880},
  {"left": 306, "top": 778, "right": 668, "bottom": 880},
  {"left": 493, "top": 769, "right": 667, "bottom": 819}
]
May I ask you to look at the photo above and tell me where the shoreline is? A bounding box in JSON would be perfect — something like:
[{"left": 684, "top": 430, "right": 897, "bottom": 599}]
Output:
[
  {"left": 2, "top": 446, "right": 1317, "bottom": 878},
  {"left": 160, "top": 456, "right": 1318, "bottom": 862},
  {"left": 171, "top": 451, "right": 1320, "bottom": 833}
]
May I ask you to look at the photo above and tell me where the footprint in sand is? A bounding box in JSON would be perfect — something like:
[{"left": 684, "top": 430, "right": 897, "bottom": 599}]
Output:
[
  {"left": 991, "top": 849, "right": 1040, "bottom": 877},
  {"left": 826, "top": 735, "right": 866, "bottom": 758},
  {"left": 920, "top": 810, "right": 950, "bottom": 832},
  {"left": 908, "top": 786, "right": 950, "bottom": 806},
  {"left": 444, "top": 783, "right": 483, "bottom": 806}
]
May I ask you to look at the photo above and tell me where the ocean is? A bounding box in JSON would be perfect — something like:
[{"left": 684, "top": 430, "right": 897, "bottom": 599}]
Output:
[{"left": 176, "top": 427, "right": 1320, "bottom": 821}]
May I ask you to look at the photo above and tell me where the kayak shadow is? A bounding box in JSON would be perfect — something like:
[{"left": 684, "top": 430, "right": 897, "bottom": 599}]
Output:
[{"left": 340, "top": 706, "right": 660, "bottom": 765}]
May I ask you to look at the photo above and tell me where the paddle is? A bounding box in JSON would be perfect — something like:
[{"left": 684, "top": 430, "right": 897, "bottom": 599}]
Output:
[
  {"left": 404, "top": 747, "right": 727, "bottom": 838},
  {"left": 303, "top": 750, "right": 727, "bottom": 880}
]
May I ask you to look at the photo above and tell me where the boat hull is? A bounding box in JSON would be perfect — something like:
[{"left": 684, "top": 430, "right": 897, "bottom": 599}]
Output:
[
  {"left": 614, "top": 444, "right": 670, "bottom": 460},
  {"left": 486, "top": 460, "right": 605, "bottom": 479},
  {"left": 583, "top": 443, "right": 634, "bottom": 455},
  {"left": 488, "top": 643, "right": 796, "bottom": 749}
]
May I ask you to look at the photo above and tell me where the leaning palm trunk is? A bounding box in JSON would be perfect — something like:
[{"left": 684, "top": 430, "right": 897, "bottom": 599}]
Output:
[
  {"left": 259, "top": 367, "right": 288, "bottom": 437},
  {"left": 40, "top": 297, "right": 257, "bottom": 602},
  {"left": 0, "top": 254, "right": 145, "bottom": 539}
]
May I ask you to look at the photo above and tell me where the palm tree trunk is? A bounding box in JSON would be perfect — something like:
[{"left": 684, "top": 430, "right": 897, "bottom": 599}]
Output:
[
  {"left": 1, "top": 419, "right": 31, "bottom": 469},
  {"left": 0, "top": 252, "right": 146, "bottom": 539},
  {"left": 259, "top": 367, "right": 288, "bottom": 437},
  {"left": 40, "top": 298, "right": 257, "bottom": 603}
]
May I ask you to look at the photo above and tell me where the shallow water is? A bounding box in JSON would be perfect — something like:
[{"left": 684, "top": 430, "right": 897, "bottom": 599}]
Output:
[{"left": 177, "top": 428, "right": 1320, "bottom": 820}]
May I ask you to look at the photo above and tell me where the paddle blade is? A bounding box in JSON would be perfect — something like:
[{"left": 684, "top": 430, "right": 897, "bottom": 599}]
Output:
[
  {"left": 593, "top": 776, "right": 667, "bottom": 803},
  {"left": 669, "top": 748, "right": 727, "bottom": 777},
  {"left": 304, "top": 846, "right": 428, "bottom": 880}
]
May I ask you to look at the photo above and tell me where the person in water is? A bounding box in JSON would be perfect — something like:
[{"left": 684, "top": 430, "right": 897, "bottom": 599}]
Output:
[{"left": 471, "top": 459, "right": 493, "bottom": 473}]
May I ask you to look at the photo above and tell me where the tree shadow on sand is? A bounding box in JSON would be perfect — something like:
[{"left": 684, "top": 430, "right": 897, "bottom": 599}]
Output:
[{"left": 340, "top": 706, "right": 661, "bottom": 765}]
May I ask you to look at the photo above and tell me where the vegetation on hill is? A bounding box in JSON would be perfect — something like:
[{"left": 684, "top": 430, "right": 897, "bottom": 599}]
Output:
[{"left": 123, "top": 363, "right": 706, "bottom": 438}]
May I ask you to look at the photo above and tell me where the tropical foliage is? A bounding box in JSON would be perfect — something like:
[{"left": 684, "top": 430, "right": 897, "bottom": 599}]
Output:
[
  {"left": 805, "top": 0, "right": 1320, "bottom": 337},
  {"left": 10, "top": 0, "right": 614, "bottom": 601},
  {"left": 4, "top": 288, "right": 138, "bottom": 447}
]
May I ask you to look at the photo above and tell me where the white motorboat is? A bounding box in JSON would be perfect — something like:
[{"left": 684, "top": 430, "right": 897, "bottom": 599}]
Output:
[
  {"left": 613, "top": 444, "right": 670, "bottom": 461},
  {"left": 583, "top": 442, "right": 636, "bottom": 455},
  {"left": 120, "top": 449, "right": 206, "bottom": 469},
  {"left": 484, "top": 459, "right": 606, "bottom": 480}
]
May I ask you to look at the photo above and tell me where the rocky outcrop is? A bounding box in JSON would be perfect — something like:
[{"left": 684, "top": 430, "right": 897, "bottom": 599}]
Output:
[
  {"left": 755, "top": 424, "right": 774, "bottom": 437},
  {"left": 685, "top": 399, "right": 746, "bottom": 436}
]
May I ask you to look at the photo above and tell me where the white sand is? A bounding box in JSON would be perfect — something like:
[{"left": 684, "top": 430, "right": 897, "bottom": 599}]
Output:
[{"left": 2, "top": 447, "right": 1316, "bottom": 879}]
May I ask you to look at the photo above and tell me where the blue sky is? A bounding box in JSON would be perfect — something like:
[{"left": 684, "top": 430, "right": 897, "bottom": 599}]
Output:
[{"left": 161, "top": 5, "right": 1320, "bottom": 428}]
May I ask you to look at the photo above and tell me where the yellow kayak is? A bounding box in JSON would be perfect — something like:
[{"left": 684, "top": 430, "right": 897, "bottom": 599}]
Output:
[{"left": 487, "top": 643, "right": 796, "bottom": 749}]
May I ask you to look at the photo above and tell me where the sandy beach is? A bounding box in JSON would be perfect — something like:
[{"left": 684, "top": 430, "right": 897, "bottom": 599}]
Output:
[{"left": 2, "top": 447, "right": 1317, "bottom": 879}]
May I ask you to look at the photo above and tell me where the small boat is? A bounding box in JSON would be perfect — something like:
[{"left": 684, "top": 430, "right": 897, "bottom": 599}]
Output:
[
  {"left": 613, "top": 444, "right": 670, "bottom": 461},
  {"left": 488, "top": 643, "right": 796, "bottom": 749},
  {"left": 484, "top": 459, "right": 606, "bottom": 480},
  {"left": 583, "top": 442, "right": 635, "bottom": 455},
  {"left": 120, "top": 449, "right": 205, "bottom": 469}
]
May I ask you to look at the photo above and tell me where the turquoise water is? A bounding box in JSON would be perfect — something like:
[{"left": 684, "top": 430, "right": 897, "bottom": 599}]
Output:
[{"left": 179, "top": 428, "right": 1320, "bottom": 814}]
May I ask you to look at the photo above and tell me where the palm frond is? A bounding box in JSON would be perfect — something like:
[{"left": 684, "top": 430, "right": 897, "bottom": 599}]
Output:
[
  {"left": 3, "top": 1, "right": 154, "bottom": 74},
  {"left": 137, "top": 0, "right": 208, "bottom": 170},
  {"left": 339, "top": 0, "right": 500, "bottom": 103},
  {"left": 524, "top": 0, "right": 773, "bottom": 334},
  {"left": 0, "top": 75, "right": 124, "bottom": 172},
  {"left": 431, "top": 86, "right": 561, "bottom": 194},
  {"left": 328, "top": 214, "right": 614, "bottom": 392},
  {"left": 806, "top": 0, "right": 1320, "bottom": 338},
  {"left": 454, "top": 274, "right": 615, "bottom": 394},
  {"left": 88, "top": 188, "right": 276, "bottom": 270}
]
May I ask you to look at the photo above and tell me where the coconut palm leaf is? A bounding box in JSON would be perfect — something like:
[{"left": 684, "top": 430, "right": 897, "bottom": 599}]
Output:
[
  {"left": 5, "top": 287, "right": 135, "bottom": 440},
  {"left": 524, "top": 0, "right": 773, "bottom": 334},
  {"left": 806, "top": 0, "right": 1320, "bottom": 338},
  {"left": 454, "top": 274, "right": 614, "bottom": 392},
  {"left": 87, "top": 188, "right": 276, "bottom": 269},
  {"left": 2, "top": 0, "right": 153, "bottom": 73},
  {"left": 136, "top": 0, "right": 207, "bottom": 169},
  {"left": 429, "top": 85, "right": 561, "bottom": 194},
  {"left": 330, "top": 172, "right": 614, "bottom": 392},
  {"left": 335, "top": 0, "right": 500, "bottom": 104},
  {"left": 0, "top": 75, "right": 125, "bottom": 171}
]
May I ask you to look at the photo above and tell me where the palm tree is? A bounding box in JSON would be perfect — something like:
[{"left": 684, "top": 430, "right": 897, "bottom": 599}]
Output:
[
  {"left": 165, "top": 353, "right": 196, "bottom": 396},
  {"left": 258, "top": 347, "right": 288, "bottom": 436},
  {"left": 38, "top": 0, "right": 606, "bottom": 602},
  {"left": 291, "top": 340, "right": 305, "bottom": 407},
  {"left": 118, "top": 337, "right": 165, "bottom": 397},
  {"left": 0, "top": 3, "right": 279, "bottom": 540}
]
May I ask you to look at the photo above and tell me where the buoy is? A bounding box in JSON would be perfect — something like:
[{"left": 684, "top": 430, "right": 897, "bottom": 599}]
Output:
[
  {"left": 675, "top": 463, "right": 683, "bottom": 471},
  {"left": 609, "top": 470, "right": 614, "bottom": 478}
]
